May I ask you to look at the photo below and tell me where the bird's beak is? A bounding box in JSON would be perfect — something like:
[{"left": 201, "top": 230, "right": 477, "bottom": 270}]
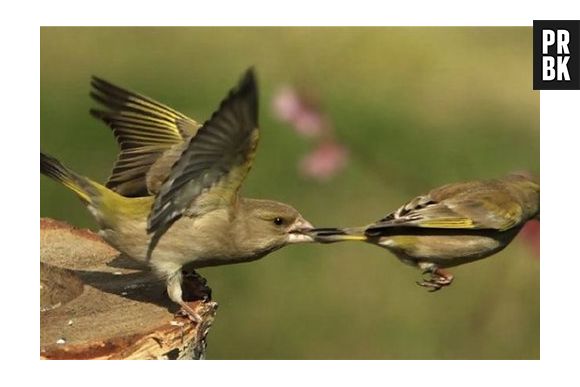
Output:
[{"left": 287, "top": 217, "right": 315, "bottom": 243}]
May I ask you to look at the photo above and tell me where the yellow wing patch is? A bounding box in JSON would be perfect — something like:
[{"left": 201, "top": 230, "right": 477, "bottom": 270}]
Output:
[{"left": 417, "top": 217, "right": 475, "bottom": 229}]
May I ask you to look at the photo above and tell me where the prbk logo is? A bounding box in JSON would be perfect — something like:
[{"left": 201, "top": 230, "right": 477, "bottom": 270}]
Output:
[{"left": 533, "top": 20, "right": 580, "bottom": 90}]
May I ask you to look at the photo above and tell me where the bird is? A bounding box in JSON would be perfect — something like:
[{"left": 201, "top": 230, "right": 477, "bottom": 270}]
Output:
[
  {"left": 40, "top": 69, "right": 315, "bottom": 320},
  {"left": 308, "top": 174, "right": 539, "bottom": 291}
]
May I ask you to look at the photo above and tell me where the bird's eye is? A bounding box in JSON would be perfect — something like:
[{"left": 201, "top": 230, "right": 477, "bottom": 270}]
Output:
[{"left": 273, "top": 217, "right": 284, "bottom": 226}]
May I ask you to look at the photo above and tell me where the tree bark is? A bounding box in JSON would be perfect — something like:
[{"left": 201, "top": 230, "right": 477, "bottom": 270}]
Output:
[{"left": 40, "top": 218, "right": 217, "bottom": 360}]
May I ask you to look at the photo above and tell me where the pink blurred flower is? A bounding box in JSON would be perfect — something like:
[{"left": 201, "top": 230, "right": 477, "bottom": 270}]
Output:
[
  {"left": 300, "top": 141, "right": 349, "bottom": 181},
  {"left": 272, "top": 86, "right": 326, "bottom": 138},
  {"left": 272, "top": 86, "right": 301, "bottom": 121},
  {"left": 272, "top": 83, "right": 351, "bottom": 181},
  {"left": 294, "top": 110, "right": 326, "bottom": 137},
  {"left": 519, "top": 220, "right": 540, "bottom": 259}
]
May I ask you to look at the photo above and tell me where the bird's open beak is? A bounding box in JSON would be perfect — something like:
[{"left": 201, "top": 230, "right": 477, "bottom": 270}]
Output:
[{"left": 287, "top": 218, "right": 315, "bottom": 243}]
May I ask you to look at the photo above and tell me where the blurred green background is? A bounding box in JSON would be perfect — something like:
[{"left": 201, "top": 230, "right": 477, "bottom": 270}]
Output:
[{"left": 40, "top": 27, "right": 539, "bottom": 359}]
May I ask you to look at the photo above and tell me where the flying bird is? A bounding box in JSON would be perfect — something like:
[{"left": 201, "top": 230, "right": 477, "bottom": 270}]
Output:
[
  {"left": 41, "top": 69, "right": 314, "bottom": 319},
  {"left": 309, "top": 174, "right": 539, "bottom": 291}
]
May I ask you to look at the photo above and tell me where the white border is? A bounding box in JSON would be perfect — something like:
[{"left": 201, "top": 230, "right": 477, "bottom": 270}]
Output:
[
  {"left": 3, "top": 0, "right": 580, "bottom": 385},
  {"left": 31, "top": 1, "right": 580, "bottom": 26}
]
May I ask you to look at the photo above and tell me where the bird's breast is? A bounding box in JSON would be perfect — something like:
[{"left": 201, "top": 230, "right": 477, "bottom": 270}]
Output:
[
  {"left": 377, "top": 229, "right": 520, "bottom": 268},
  {"left": 100, "top": 209, "right": 236, "bottom": 269}
]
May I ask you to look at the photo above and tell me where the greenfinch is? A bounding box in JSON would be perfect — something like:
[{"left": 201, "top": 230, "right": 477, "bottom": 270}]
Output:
[
  {"left": 41, "top": 69, "right": 314, "bottom": 319},
  {"left": 309, "top": 174, "right": 539, "bottom": 291}
]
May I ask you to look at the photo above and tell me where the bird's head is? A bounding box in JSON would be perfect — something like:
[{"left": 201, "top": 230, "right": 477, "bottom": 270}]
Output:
[
  {"left": 238, "top": 198, "right": 315, "bottom": 252},
  {"left": 505, "top": 173, "right": 540, "bottom": 219}
]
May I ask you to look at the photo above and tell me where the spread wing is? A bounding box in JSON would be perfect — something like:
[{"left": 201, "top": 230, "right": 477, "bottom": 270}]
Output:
[
  {"left": 146, "top": 68, "right": 259, "bottom": 257},
  {"left": 366, "top": 179, "right": 524, "bottom": 235},
  {"left": 90, "top": 77, "right": 201, "bottom": 197}
]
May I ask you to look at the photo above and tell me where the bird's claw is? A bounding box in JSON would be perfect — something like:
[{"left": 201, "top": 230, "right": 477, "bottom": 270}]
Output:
[
  {"left": 417, "top": 269, "right": 454, "bottom": 292},
  {"left": 176, "top": 304, "right": 202, "bottom": 324},
  {"left": 416, "top": 280, "right": 444, "bottom": 292}
]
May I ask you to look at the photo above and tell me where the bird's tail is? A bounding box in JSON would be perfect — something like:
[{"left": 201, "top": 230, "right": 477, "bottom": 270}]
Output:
[
  {"left": 307, "top": 227, "right": 368, "bottom": 243},
  {"left": 41, "top": 152, "right": 153, "bottom": 231},
  {"left": 40, "top": 152, "right": 104, "bottom": 205}
]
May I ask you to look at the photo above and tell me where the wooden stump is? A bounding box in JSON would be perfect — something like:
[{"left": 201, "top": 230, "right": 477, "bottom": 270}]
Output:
[{"left": 40, "top": 218, "right": 218, "bottom": 360}]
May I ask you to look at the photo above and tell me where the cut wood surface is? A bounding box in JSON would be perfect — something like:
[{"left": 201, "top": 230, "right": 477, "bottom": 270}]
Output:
[{"left": 40, "top": 218, "right": 218, "bottom": 360}]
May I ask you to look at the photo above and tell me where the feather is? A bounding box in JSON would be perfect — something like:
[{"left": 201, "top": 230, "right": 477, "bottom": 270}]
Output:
[
  {"left": 90, "top": 76, "right": 201, "bottom": 197},
  {"left": 368, "top": 176, "right": 538, "bottom": 234},
  {"left": 146, "top": 68, "right": 259, "bottom": 257}
]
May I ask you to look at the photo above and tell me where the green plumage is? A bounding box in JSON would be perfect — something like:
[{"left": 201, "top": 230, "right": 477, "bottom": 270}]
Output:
[
  {"left": 310, "top": 174, "right": 540, "bottom": 291},
  {"left": 41, "top": 69, "right": 314, "bottom": 319},
  {"left": 90, "top": 76, "right": 201, "bottom": 197}
]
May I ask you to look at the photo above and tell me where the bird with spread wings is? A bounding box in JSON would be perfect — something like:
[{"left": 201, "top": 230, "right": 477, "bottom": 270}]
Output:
[{"left": 41, "top": 69, "right": 314, "bottom": 320}]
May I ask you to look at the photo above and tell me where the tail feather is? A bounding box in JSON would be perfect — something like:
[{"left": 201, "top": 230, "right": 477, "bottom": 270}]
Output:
[
  {"left": 40, "top": 152, "right": 96, "bottom": 204},
  {"left": 41, "top": 151, "right": 154, "bottom": 230},
  {"left": 309, "top": 227, "right": 367, "bottom": 243}
]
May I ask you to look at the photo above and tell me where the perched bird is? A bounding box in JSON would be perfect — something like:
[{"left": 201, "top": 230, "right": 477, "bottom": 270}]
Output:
[
  {"left": 40, "top": 69, "right": 314, "bottom": 319},
  {"left": 310, "top": 174, "right": 539, "bottom": 291}
]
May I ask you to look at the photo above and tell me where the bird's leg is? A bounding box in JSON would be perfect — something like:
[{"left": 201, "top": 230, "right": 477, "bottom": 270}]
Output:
[
  {"left": 416, "top": 263, "right": 454, "bottom": 292},
  {"left": 166, "top": 270, "right": 202, "bottom": 323}
]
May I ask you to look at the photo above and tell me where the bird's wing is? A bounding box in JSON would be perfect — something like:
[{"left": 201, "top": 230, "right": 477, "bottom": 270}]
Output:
[
  {"left": 146, "top": 69, "right": 259, "bottom": 256},
  {"left": 90, "top": 77, "right": 201, "bottom": 197},
  {"left": 367, "top": 180, "right": 524, "bottom": 234}
]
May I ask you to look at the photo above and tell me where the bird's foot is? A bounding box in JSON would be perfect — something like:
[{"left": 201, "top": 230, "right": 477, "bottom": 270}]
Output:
[
  {"left": 175, "top": 302, "right": 203, "bottom": 324},
  {"left": 416, "top": 268, "right": 454, "bottom": 292}
]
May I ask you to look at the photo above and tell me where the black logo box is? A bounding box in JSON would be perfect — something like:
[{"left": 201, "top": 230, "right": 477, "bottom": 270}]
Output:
[{"left": 533, "top": 20, "right": 580, "bottom": 90}]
